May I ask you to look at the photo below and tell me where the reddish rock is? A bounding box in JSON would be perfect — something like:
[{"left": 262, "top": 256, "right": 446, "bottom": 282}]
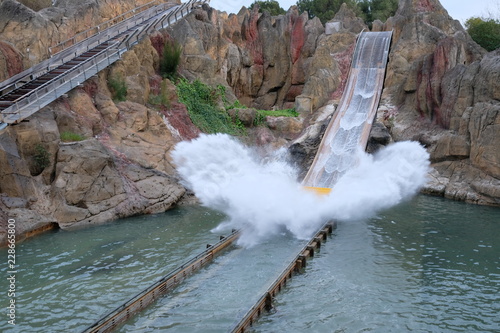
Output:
[
  {"left": 149, "top": 31, "right": 166, "bottom": 58},
  {"left": 160, "top": 102, "right": 200, "bottom": 141},
  {"left": 285, "top": 85, "right": 304, "bottom": 102},
  {"left": 241, "top": 6, "right": 263, "bottom": 66},
  {"left": 0, "top": 40, "right": 23, "bottom": 80},
  {"left": 414, "top": 0, "right": 436, "bottom": 12},
  {"left": 290, "top": 13, "right": 305, "bottom": 64},
  {"left": 330, "top": 42, "right": 356, "bottom": 100}
]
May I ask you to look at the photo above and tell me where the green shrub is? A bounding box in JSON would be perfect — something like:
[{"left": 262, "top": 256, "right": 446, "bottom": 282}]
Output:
[
  {"left": 148, "top": 80, "right": 170, "bottom": 107},
  {"left": 60, "top": 131, "right": 85, "bottom": 142},
  {"left": 254, "top": 108, "right": 299, "bottom": 126},
  {"left": 160, "top": 39, "right": 182, "bottom": 79},
  {"left": 258, "top": 108, "right": 299, "bottom": 118},
  {"left": 176, "top": 79, "right": 245, "bottom": 135},
  {"left": 33, "top": 144, "right": 50, "bottom": 175},
  {"left": 225, "top": 99, "right": 247, "bottom": 111},
  {"left": 108, "top": 76, "right": 127, "bottom": 102}
]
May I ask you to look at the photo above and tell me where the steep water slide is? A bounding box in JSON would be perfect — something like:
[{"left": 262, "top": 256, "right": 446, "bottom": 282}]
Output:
[{"left": 302, "top": 31, "right": 392, "bottom": 190}]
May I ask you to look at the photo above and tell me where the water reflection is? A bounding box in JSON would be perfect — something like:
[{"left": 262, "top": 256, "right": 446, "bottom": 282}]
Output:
[
  {"left": 253, "top": 195, "right": 500, "bottom": 332},
  {"left": 0, "top": 206, "right": 227, "bottom": 333},
  {"left": 1, "top": 196, "right": 498, "bottom": 332}
]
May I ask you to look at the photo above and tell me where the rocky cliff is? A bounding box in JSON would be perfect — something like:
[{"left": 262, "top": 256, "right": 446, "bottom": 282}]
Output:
[
  {"left": 185, "top": 0, "right": 500, "bottom": 206},
  {"left": 0, "top": 0, "right": 499, "bottom": 244},
  {"left": 0, "top": 0, "right": 165, "bottom": 80},
  {"left": 167, "top": 1, "right": 499, "bottom": 208},
  {"left": 379, "top": 0, "right": 500, "bottom": 205},
  {"left": 0, "top": 0, "right": 191, "bottom": 244}
]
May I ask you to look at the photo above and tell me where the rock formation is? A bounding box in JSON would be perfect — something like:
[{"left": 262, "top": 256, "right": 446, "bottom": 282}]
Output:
[
  {"left": 0, "top": 0, "right": 191, "bottom": 244},
  {"left": 378, "top": 0, "right": 500, "bottom": 206},
  {"left": 0, "top": 0, "right": 165, "bottom": 80},
  {"left": 292, "top": 0, "right": 500, "bottom": 206}
]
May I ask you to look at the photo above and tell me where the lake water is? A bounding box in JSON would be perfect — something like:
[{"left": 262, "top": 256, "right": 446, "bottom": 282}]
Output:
[{"left": 1, "top": 195, "right": 499, "bottom": 332}]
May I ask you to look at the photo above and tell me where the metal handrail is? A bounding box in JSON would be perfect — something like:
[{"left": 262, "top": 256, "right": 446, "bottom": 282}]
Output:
[
  {"left": 120, "top": 0, "right": 205, "bottom": 49},
  {"left": 0, "top": 2, "right": 176, "bottom": 96},
  {"left": 48, "top": 0, "right": 162, "bottom": 56},
  {"left": 0, "top": 0, "right": 207, "bottom": 125},
  {"left": 1, "top": 41, "right": 123, "bottom": 122}
]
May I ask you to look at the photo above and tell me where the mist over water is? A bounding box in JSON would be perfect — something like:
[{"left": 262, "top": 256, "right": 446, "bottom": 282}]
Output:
[{"left": 172, "top": 134, "right": 430, "bottom": 247}]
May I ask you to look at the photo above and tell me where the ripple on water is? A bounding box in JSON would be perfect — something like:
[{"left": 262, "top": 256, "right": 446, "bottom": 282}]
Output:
[{"left": 252, "top": 196, "right": 500, "bottom": 333}]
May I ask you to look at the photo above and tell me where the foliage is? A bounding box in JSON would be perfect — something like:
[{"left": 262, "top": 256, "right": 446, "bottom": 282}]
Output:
[
  {"left": 33, "top": 144, "right": 50, "bottom": 174},
  {"left": 225, "top": 99, "right": 247, "bottom": 110},
  {"left": 296, "top": 0, "right": 398, "bottom": 26},
  {"left": 176, "top": 79, "right": 245, "bottom": 135},
  {"left": 357, "top": 0, "right": 398, "bottom": 27},
  {"left": 296, "top": 0, "right": 359, "bottom": 24},
  {"left": 249, "top": 0, "right": 286, "bottom": 15},
  {"left": 258, "top": 108, "right": 299, "bottom": 118},
  {"left": 18, "top": 0, "right": 52, "bottom": 11},
  {"left": 254, "top": 108, "right": 299, "bottom": 126},
  {"left": 465, "top": 17, "right": 500, "bottom": 51},
  {"left": 60, "top": 131, "right": 85, "bottom": 142},
  {"left": 160, "top": 39, "right": 182, "bottom": 79},
  {"left": 108, "top": 75, "right": 127, "bottom": 102},
  {"left": 148, "top": 80, "right": 171, "bottom": 107}
]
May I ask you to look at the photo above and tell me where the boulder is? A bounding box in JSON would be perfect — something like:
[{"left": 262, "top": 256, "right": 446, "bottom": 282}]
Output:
[
  {"left": 366, "top": 122, "right": 392, "bottom": 154},
  {"left": 331, "top": 3, "right": 366, "bottom": 34},
  {"left": 228, "top": 108, "right": 257, "bottom": 127},
  {"left": 53, "top": 139, "right": 185, "bottom": 229}
]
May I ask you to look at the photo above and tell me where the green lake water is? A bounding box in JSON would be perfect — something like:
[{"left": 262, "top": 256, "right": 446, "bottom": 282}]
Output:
[{"left": 1, "top": 195, "right": 499, "bottom": 332}]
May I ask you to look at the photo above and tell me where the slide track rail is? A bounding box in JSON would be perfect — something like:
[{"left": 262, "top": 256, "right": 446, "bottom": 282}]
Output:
[{"left": 0, "top": 0, "right": 208, "bottom": 129}]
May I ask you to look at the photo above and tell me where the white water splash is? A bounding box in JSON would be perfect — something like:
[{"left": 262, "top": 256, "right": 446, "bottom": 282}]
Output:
[{"left": 172, "top": 134, "right": 430, "bottom": 247}]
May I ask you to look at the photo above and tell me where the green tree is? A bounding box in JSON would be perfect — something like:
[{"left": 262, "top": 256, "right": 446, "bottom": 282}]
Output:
[
  {"left": 249, "top": 0, "right": 286, "bottom": 15},
  {"left": 296, "top": 0, "right": 359, "bottom": 24},
  {"left": 358, "top": 0, "right": 398, "bottom": 26},
  {"left": 465, "top": 17, "right": 500, "bottom": 51}
]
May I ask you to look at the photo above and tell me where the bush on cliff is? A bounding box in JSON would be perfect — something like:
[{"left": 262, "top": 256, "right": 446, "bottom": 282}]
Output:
[
  {"left": 32, "top": 144, "right": 50, "bottom": 176},
  {"left": 160, "top": 39, "right": 182, "bottom": 79},
  {"left": 148, "top": 79, "right": 171, "bottom": 107},
  {"left": 254, "top": 108, "right": 299, "bottom": 126},
  {"left": 108, "top": 75, "right": 127, "bottom": 102},
  {"left": 60, "top": 131, "right": 85, "bottom": 142},
  {"left": 176, "top": 79, "right": 245, "bottom": 135}
]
